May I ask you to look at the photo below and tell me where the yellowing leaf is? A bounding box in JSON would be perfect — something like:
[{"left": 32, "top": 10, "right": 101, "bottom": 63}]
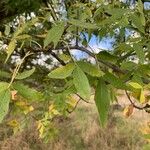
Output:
[
  {"left": 123, "top": 104, "right": 134, "bottom": 118},
  {"left": 49, "top": 104, "right": 60, "bottom": 115},
  {"left": 66, "top": 95, "right": 77, "bottom": 107},
  {"left": 15, "top": 101, "right": 26, "bottom": 107},
  {"left": 7, "top": 119, "right": 19, "bottom": 127},
  {"left": 141, "top": 122, "right": 150, "bottom": 142},
  {"left": 15, "top": 101, "right": 34, "bottom": 114},
  {"left": 128, "top": 82, "right": 142, "bottom": 89},
  {"left": 48, "top": 63, "right": 75, "bottom": 79},
  {"left": 29, "top": 106, "right": 34, "bottom": 112},
  {"left": 131, "top": 89, "right": 145, "bottom": 103},
  {"left": 13, "top": 82, "right": 43, "bottom": 101},
  {"left": 11, "top": 90, "right": 17, "bottom": 100},
  {"left": 139, "top": 90, "right": 145, "bottom": 103},
  {"left": 23, "top": 105, "right": 34, "bottom": 115}
]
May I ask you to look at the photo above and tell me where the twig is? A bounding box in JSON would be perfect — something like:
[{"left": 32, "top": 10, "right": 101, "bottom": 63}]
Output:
[
  {"left": 8, "top": 51, "right": 31, "bottom": 88},
  {"left": 125, "top": 90, "right": 150, "bottom": 113},
  {"left": 76, "top": 93, "right": 93, "bottom": 104},
  {"left": 50, "top": 51, "right": 66, "bottom": 66},
  {"left": 67, "top": 99, "right": 81, "bottom": 113}
]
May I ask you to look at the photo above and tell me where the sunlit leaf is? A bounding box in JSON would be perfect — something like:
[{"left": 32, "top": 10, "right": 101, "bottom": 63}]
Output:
[
  {"left": 133, "top": 43, "right": 145, "bottom": 64},
  {"left": 5, "top": 40, "right": 16, "bottom": 62},
  {"left": 73, "top": 66, "right": 91, "bottom": 100},
  {"left": 0, "top": 89, "right": 11, "bottom": 123},
  {"left": 15, "top": 67, "right": 35, "bottom": 79},
  {"left": 4, "top": 25, "right": 10, "bottom": 36},
  {"left": 68, "top": 19, "right": 98, "bottom": 29},
  {"left": 44, "top": 22, "right": 65, "bottom": 48},
  {"left": 13, "top": 82, "right": 43, "bottom": 101},
  {"left": 48, "top": 63, "right": 75, "bottom": 79},
  {"left": 129, "top": 82, "right": 142, "bottom": 89},
  {"left": 77, "top": 61, "right": 104, "bottom": 77},
  {"left": 0, "top": 82, "right": 9, "bottom": 92}
]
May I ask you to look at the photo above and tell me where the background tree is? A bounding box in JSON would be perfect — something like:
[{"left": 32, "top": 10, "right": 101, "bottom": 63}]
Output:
[{"left": 0, "top": 0, "right": 150, "bottom": 142}]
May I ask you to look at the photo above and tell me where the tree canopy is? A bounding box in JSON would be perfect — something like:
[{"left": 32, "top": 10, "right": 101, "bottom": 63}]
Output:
[{"left": 0, "top": 0, "right": 150, "bottom": 142}]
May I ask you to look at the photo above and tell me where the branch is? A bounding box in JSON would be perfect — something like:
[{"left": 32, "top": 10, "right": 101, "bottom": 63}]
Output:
[
  {"left": 125, "top": 90, "right": 150, "bottom": 113},
  {"left": 70, "top": 46, "right": 126, "bottom": 74},
  {"left": 29, "top": 45, "right": 150, "bottom": 84},
  {"left": 66, "top": 99, "right": 81, "bottom": 113},
  {"left": 50, "top": 51, "right": 66, "bottom": 66},
  {"left": 76, "top": 93, "right": 93, "bottom": 104}
]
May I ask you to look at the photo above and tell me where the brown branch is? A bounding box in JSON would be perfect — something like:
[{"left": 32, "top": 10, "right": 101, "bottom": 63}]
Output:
[
  {"left": 66, "top": 99, "right": 81, "bottom": 113},
  {"left": 125, "top": 90, "right": 150, "bottom": 113},
  {"left": 28, "top": 45, "right": 150, "bottom": 84},
  {"left": 76, "top": 93, "right": 93, "bottom": 104},
  {"left": 50, "top": 51, "right": 66, "bottom": 66},
  {"left": 70, "top": 46, "right": 126, "bottom": 74}
]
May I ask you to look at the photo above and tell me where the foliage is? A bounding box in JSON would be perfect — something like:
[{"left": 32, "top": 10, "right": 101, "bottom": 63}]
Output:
[{"left": 0, "top": 0, "right": 149, "bottom": 143}]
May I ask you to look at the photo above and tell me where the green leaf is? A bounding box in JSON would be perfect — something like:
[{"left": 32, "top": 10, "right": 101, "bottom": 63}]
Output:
[
  {"left": 77, "top": 61, "right": 104, "bottom": 77},
  {"left": 4, "top": 25, "right": 10, "bottom": 36},
  {"left": 130, "top": 13, "right": 145, "bottom": 33},
  {"left": 73, "top": 66, "right": 91, "bottom": 99},
  {"left": 5, "top": 40, "right": 16, "bottom": 62},
  {"left": 137, "top": 0, "right": 143, "bottom": 13},
  {"left": 97, "top": 51, "right": 118, "bottom": 64},
  {"left": 13, "top": 82, "right": 44, "bottom": 101},
  {"left": 44, "top": 22, "right": 65, "bottom": 48},
  {"left": 106, "top": 8, "right": 127, "bottom": 18},
  {"left": 15, "top": 34, "right": 31, "bottom": 40},
  {"left": 133, "top": 43, "right": 145, "bottom": 64},
  {"left": 116, "top": 43, "right": 133, "bottom": 53},
  {"left": 143, "top": 144, "right": 150, "bottom": 150},
  {"left": 0, "top": 82, "right": 9, "bottom": 92},
  {"left": 143, "top": 134, "right": 150, "bottom": 139},
  {"left": 13, "top": 18, "right": 38, "bottom": 37},
  {"left": 95, "top": 78, "right": 110, "bottom": 127},
  {"left": 0, "top": 89, "right": 11, "bottom": 123},
  {"left": 0, "top": 70, "right": 11, "bottom": 79},
  {"left": 15, "top": 67, "right": 35, "bottom": 79},
  {"left": 48, "top": 63, "right": 75, "bottom": 79},
  {"left": 139, "top": 13, "right": 145, "bottom": 26},
  {"left": 103, "top": 72, "right": 128, "bottom": 90},
  {"left": 121, "top": 61, "right": 137, "bottom": 71},
  {"left": 58, "top": 54, "right": 71, "bottom": 62},
  {"left": 68, "top": 19, "right": 98, "bottom": 29}
]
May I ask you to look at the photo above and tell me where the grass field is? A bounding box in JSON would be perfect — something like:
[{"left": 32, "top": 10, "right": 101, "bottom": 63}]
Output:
[{"left": 0, "top": 93, "right": 149, "bottom": 150}]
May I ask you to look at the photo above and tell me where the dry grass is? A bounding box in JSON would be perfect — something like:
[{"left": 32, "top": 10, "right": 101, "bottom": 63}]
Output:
[{"left": 0, "top": 96, "right": 149, "bottom": 150}]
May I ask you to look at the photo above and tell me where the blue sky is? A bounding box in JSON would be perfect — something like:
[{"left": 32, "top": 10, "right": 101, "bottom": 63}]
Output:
[{"left": 72, "top": 2, "right": 150, "bottom": 59}]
